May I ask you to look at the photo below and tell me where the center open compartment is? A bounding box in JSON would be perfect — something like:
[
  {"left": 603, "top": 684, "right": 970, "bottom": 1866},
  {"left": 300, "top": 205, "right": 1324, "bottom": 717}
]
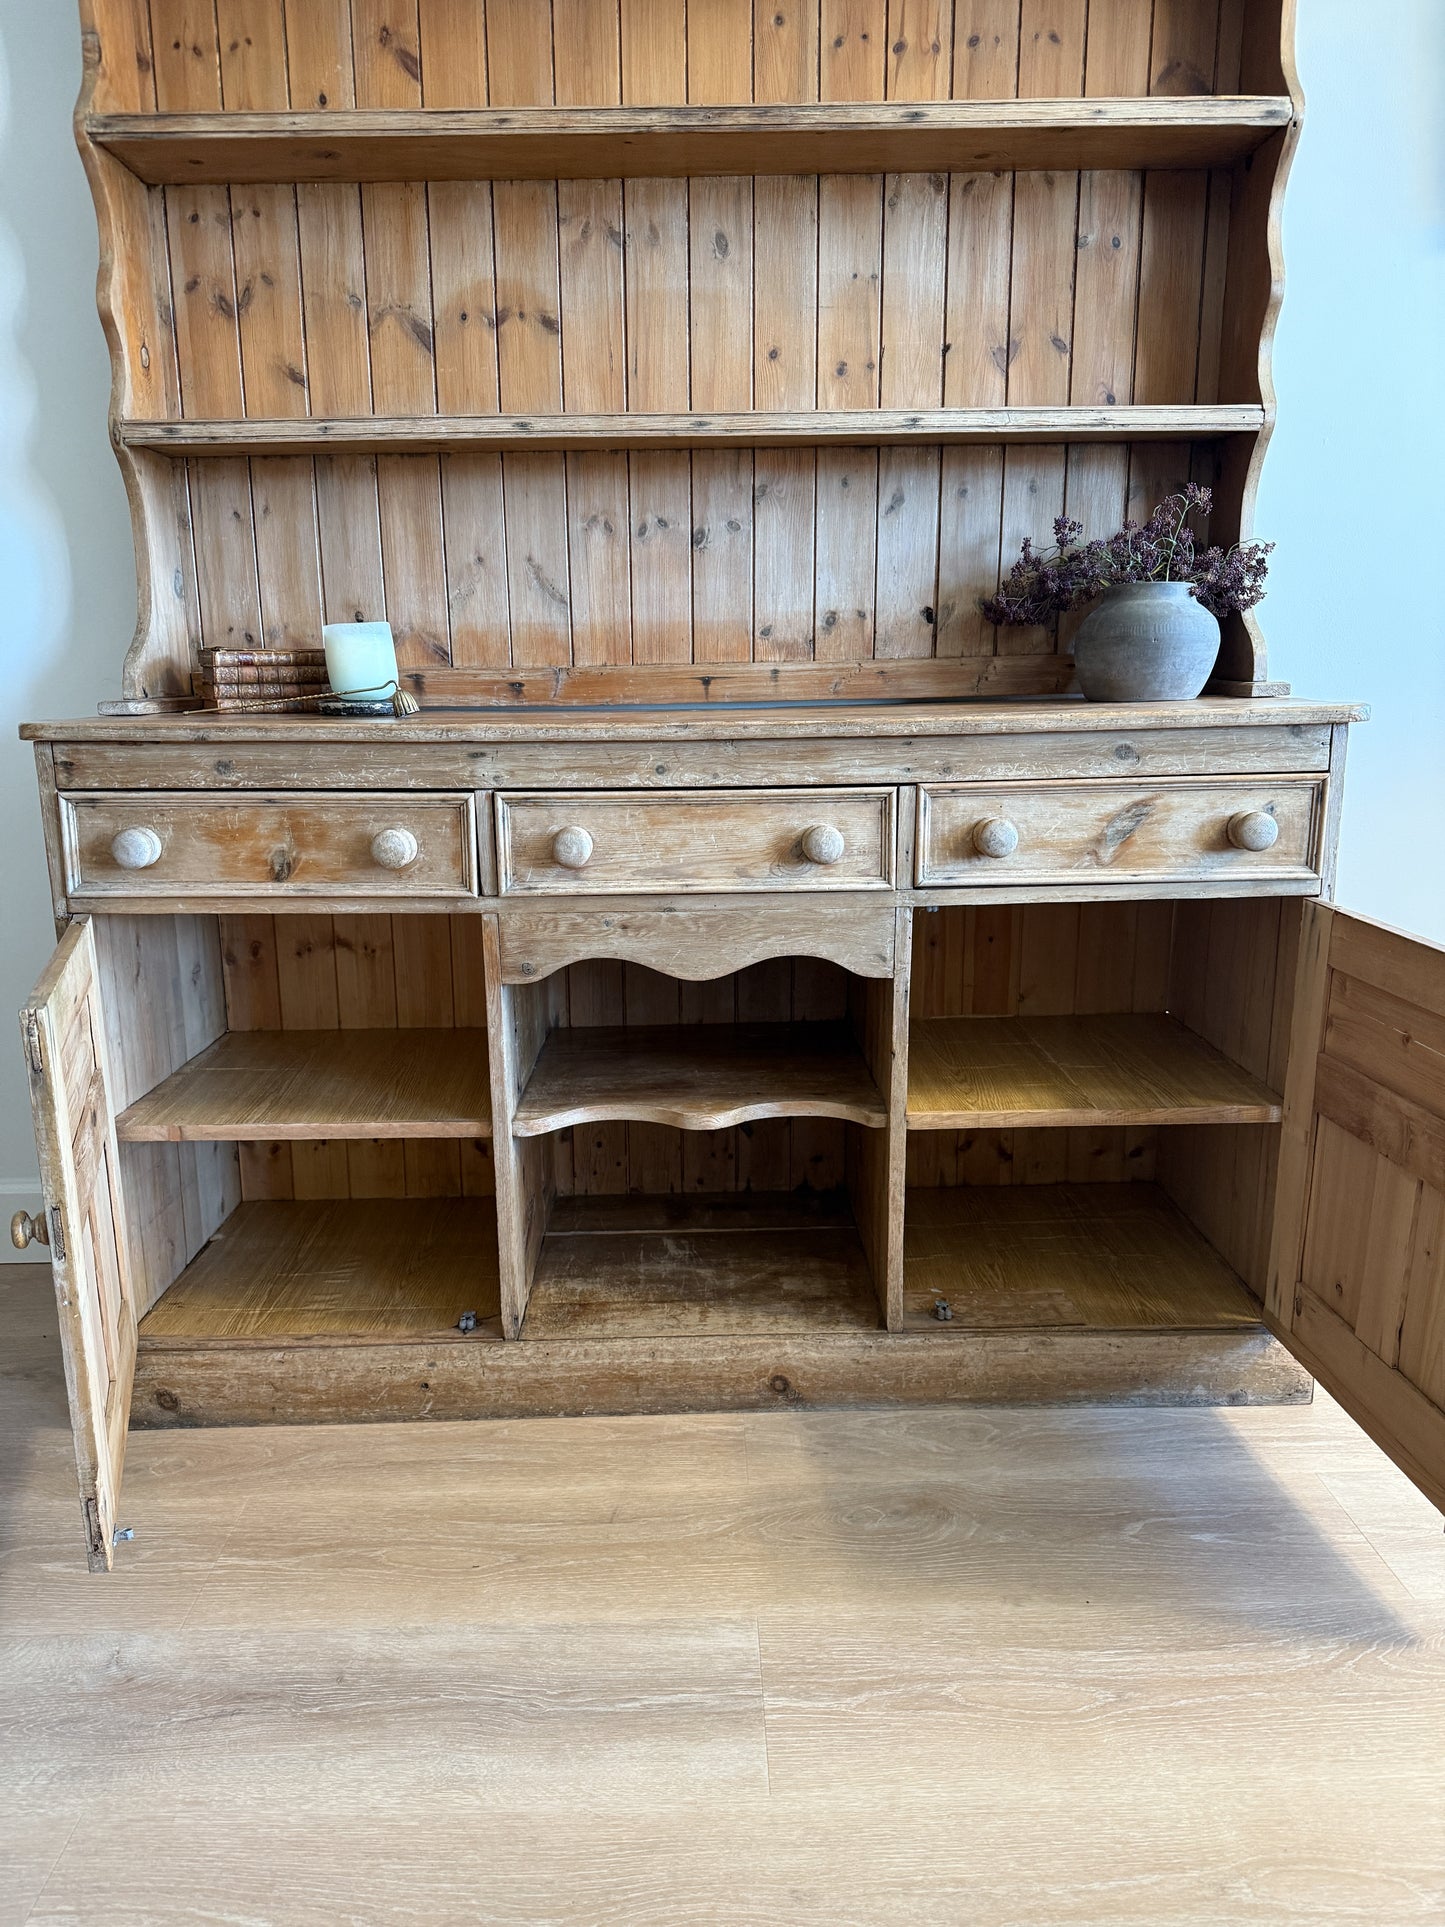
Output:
[{"left": 490, "top": 944, "right": 904, "bottom": 1341}]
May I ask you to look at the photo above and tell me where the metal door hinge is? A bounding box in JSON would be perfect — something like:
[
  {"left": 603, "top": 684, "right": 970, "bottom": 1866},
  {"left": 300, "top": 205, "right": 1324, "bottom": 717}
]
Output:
[
  {"left": 49, "top": 1207, "right": 66, "bottom": 1262},
  {"left": 25, "top": 1013, "right": 44, "bottom": 1076}
]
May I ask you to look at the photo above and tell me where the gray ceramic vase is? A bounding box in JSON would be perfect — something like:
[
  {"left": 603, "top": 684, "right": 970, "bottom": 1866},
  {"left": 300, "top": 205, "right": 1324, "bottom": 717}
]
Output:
[{"left": 1072, "top": 580, "right": 1220, "bottom": 702}]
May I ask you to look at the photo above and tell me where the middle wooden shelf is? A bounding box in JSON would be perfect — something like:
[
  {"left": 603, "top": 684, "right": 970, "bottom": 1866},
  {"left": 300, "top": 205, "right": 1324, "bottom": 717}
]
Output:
[
  {"left": 907, "top": 1013, "right": 1283, "bottom": 1129},
  {"left": 512, "top": 1021, "right": 888, "bottom": 1136},
  {"left": 117, "top": 1027, "right": 492, "bottom": 1142},
  {"left": 118, "top": 405, "right": 1265, "bottom": 458}
]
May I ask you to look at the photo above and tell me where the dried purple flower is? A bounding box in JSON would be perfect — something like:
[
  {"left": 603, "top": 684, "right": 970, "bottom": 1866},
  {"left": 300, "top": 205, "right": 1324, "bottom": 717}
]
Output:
[{"left": 980, "top": 486, "right": 1273, "bottom": 627}]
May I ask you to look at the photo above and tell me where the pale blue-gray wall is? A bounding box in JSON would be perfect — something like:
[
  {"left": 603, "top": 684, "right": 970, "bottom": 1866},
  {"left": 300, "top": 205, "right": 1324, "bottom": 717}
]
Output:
[{"left": 1, "top": 0, "right": 1442, "bottom": 1225}]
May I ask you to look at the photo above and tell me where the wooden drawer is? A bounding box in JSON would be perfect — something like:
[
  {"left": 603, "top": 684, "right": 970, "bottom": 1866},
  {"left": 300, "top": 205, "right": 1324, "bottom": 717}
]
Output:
[
  {"left": 916, "top": 778, "right": 1325, "bottom": 890},
  {"left": 495, "top": 788, "right": 896, "bottom": 895},
  {"left": 60, "top": 792, "right": 480, "bottom": 899}
]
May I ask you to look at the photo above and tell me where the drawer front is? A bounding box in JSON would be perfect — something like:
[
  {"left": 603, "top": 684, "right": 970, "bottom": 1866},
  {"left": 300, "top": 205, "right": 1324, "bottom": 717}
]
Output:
[
  {"left": 61, "top": 792, "right": 479, "bottom": 899},
  {"left": 496, "top": 788, "right": 896, "bottom": 895},
  {"left": 916, "top": 779, "right": 1325, "bottom": 889}
]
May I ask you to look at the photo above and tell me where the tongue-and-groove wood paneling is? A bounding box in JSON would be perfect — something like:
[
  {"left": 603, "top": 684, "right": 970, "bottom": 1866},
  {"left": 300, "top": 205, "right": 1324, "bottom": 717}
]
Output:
[{"left": 80, "top": 0, "right": 1288, "bottom": 699}]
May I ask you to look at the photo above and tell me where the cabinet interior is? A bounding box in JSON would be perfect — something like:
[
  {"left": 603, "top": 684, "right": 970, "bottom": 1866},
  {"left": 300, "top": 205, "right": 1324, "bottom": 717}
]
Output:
[{"left": 96, "top": 895, "right": 1301, "bottom": 1356}]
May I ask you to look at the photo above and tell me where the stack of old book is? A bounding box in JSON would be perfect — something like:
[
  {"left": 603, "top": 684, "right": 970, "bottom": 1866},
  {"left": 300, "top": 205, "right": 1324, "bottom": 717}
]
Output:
[{"left": 196, "top": 647, "right": 330, "bottom": 711}]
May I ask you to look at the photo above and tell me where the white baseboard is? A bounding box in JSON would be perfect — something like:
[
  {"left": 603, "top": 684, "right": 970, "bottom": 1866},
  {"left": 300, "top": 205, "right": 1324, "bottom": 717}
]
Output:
[{"left": 0, "top": 1178, "right": 48, "bottom": 1263}]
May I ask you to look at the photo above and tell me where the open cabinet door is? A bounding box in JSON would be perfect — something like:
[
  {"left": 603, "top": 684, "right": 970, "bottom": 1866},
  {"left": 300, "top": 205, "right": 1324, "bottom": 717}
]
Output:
[
  {"left": 1269, "top": 905, "right": 1445, "bottom": 1513},
  {"left": 20, "top": 918, "right": 137, "bottom": 1571}
]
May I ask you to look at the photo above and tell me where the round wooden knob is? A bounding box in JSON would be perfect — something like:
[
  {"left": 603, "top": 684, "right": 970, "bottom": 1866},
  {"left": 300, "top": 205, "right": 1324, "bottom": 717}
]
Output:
[
  {"left": 801, "top": 823, "right": 846, "bottom": 866},
  {"left": 552, "top": 826, "right": 594, "bottom": 870},
  {"left": 1228, "top": 810, "right": 1279, "bottom": 852},
  {"left": 110, "top": 826, "right": 163, "bottom": 870},
  {"left": 370, "top": 827, "right": 419, "bottom": 870},
  {"left": 10, "top": 1209, "right": 48, "bottom": 1251},
  {"left": 972, "top": 817, "right": 1020, "bottom": 860}
]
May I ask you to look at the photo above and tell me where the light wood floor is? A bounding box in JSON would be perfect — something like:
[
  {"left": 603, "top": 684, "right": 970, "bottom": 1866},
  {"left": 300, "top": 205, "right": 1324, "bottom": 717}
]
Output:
[{"left": 2, "top": 1263, "right": 1444, "bottom": 1926}]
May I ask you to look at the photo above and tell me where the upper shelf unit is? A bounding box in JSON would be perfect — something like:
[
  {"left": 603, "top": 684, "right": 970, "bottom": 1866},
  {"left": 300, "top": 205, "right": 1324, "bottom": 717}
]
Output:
[
  {"left": 87, "top": 97, "right": 1293, "bottom": 185},
  {"left": 121, "top": 406, "right": 1266, "bottom": 458}
]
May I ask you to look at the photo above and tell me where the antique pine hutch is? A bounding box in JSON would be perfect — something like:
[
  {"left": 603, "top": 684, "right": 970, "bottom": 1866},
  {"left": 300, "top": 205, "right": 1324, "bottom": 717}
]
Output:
[{"left": 15, "top": 0, "right": 1445, "bottom": 1569}]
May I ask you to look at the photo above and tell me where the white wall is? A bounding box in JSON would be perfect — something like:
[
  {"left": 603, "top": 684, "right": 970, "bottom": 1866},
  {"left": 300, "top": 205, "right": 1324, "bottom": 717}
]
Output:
[
  {"left": 0, "top": 7, "right": 135, "bottom": 1245},
  {"left": 1260, "top": 0, "right": 1445, "bottom": 939},
  {"left": 1, "top": 3, "right": 1442, "bottom": 1231}
]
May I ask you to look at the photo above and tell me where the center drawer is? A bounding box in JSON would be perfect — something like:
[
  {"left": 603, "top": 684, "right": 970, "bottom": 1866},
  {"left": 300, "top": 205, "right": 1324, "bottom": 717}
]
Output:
[
  {"left": 60, "top": 792, "right": 480, "bottom": 899},
  {"left": 916, "top": 778, "right": 1325, "bottom": 889},
  {"left": 495, "top": 788, "right": 897, "bottom": 895}
]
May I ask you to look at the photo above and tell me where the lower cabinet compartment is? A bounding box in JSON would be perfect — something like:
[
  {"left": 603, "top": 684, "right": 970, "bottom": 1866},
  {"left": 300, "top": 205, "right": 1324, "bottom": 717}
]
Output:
[
  {"left": 901, "top": 1181, "right": 1261, "bottom": 1334},
  {"left": 87, "top": 897, "right": 1316, "bottom": 1427},
  {"left": 138, "top": 1196, "right": 504, "bottom": 1343},
  {"left": 523, "top": 1187, "right": 881, "bottom": 1338}
]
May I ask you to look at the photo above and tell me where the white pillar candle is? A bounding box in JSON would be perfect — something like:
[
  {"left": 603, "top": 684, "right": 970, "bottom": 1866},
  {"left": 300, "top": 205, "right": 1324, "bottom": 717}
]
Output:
[{"left": 322, "top": 621, "right": 399, "bottom": 701}]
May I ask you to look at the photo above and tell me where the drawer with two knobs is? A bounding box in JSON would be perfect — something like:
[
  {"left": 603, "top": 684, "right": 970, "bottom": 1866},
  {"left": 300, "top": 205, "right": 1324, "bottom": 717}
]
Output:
[
  {"left": 916, "top": 778, "right": 1326, "bottom": 889},
  {"left": 58, "top": 792, "right": 480, "bottom": 899}
]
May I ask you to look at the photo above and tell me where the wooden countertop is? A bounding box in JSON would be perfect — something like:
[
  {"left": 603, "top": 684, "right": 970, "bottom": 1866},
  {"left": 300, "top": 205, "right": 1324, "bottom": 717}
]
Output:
[{"left": 21, "top": 697, "right": 1367, "bottom": 746}]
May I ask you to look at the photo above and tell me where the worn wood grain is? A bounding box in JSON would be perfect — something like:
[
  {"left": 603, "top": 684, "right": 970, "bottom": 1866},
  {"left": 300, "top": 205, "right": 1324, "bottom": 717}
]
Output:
[
  {"left": 60, "top": 791, "right": 480, "bottom": 899},
  {"left": 90, "top": 98, "right": 1294, "bottom": 184},
  {"left": 904, "top": 1181, "right": 1261, "bottom": 1332},
  {"left": 116, "top": 1027, "right": 492, "bottom": 1140},
  {"left": 514, "top": 1022, "right": 887, "bottom": 1135},
  {"left": 495, "top": 787, "right": 896, "bottom": 895},
  {"left": 137, "top": 1197, "right": 503, "bottom": 1339},
  {"left": 908, "top": 1012, "right": 1282, "bottom": 1128}
]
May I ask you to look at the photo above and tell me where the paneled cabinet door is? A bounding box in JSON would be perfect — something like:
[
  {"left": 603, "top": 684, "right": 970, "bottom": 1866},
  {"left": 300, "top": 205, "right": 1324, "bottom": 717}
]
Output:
[
  {"left": 19, "top": 918, "right": 136, "bottom": 1571},
  {"left": 1269, "top": 906, "right": 1445, "bottom": 1514}
]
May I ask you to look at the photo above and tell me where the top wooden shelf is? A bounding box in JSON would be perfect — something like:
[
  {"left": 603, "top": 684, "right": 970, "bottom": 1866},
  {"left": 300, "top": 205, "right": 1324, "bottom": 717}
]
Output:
[{"left": 86, "top": 98, "right": 1294, "bottom": 185}]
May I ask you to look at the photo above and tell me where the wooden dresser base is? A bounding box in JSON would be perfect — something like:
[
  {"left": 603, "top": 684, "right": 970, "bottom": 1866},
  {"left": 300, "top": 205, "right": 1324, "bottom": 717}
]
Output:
[{"left": 131, "top": 1326, "right": 1310, "bottom": 1429}]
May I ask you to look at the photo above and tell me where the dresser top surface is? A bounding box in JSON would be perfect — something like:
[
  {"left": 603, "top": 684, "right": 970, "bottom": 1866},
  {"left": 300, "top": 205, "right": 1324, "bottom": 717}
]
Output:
[{"left": 21, "top": 697, "right": 1366, "bottom": 748}]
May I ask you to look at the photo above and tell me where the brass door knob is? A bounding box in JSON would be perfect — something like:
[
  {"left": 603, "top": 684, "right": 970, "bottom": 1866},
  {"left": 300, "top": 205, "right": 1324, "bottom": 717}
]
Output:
[
  {"left": 110, "top": 827, "right": 163, "bottom": 870},
  {"left": 1228, "top": 810, "right": 1279, "bottom": 852},
  {"left": 370, "top": 827, "right": 419, "bottom": 869},
  {"left": 973, "top": 817, "right": 1020, "bottom": 859},
  {"left": 10, "top": 1209, "right": 49, "bottom": 1251},
  {"left": 801, "top": 823, "right": 846, "bottom": 866},
  {"left": 552, "top": 826, "right": 594, "bottom": 870}
]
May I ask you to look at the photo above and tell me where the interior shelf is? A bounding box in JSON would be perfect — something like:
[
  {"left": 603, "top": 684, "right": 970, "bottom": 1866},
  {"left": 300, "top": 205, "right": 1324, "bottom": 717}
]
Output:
[
  {"left": 87, "top": 98, "right": 1293, "bottom": 185},
  {"left": 903, "top": 1183, "right": 1261, "bottom": 1333},
  {"left": 907, "top": 1014, "right": 1283, "bottom": 1130},
  {"left": 523, "top": 1190, "right": 881, "bottom": 1339},
  {"left": 117, "top": 1029, "right": 492, "bottom": 1142},
  {"left": 137, "top": 1198, "right": 503, "bottom": 1342},
  {"left": 119, "top": 405, "right": 1264, "bottom": 459},
  {"left": 513, "top": 1022, "right": 887, "bottom": 1136}
]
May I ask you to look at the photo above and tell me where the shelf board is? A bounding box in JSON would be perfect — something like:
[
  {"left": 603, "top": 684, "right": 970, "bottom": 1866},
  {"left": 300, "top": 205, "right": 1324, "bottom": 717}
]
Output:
[
  {"left": 525, "top": 1189, "right": 880, "bottom": 1338},
  {"left": 117, "top": 1028, "right": 492, "bottom": 1142},
  {"left": 119, "top": 405, "right": 1264, "bottom": 458},
  {"left": 138, "top": 1198, "right": 503, "bottom": 1342},
  {"left": 903, "top": 1182, "right": 1261, "bottom": 1333},
  {"left": 907, "top": 1014, "right": 1283, "bottom": 1130},
  {"left": 88, "top": 98, "right": 1293, "bottom": 185},
  {"left": 513, "top": 1023, "right": 887, "bottom": 1137}
]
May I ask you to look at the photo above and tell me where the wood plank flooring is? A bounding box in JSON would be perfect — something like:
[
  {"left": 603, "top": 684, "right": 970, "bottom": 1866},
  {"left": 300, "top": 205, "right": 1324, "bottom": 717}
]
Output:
[{"left": 2, "top": 1262, "right": 1443, "bottom": 1926}]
